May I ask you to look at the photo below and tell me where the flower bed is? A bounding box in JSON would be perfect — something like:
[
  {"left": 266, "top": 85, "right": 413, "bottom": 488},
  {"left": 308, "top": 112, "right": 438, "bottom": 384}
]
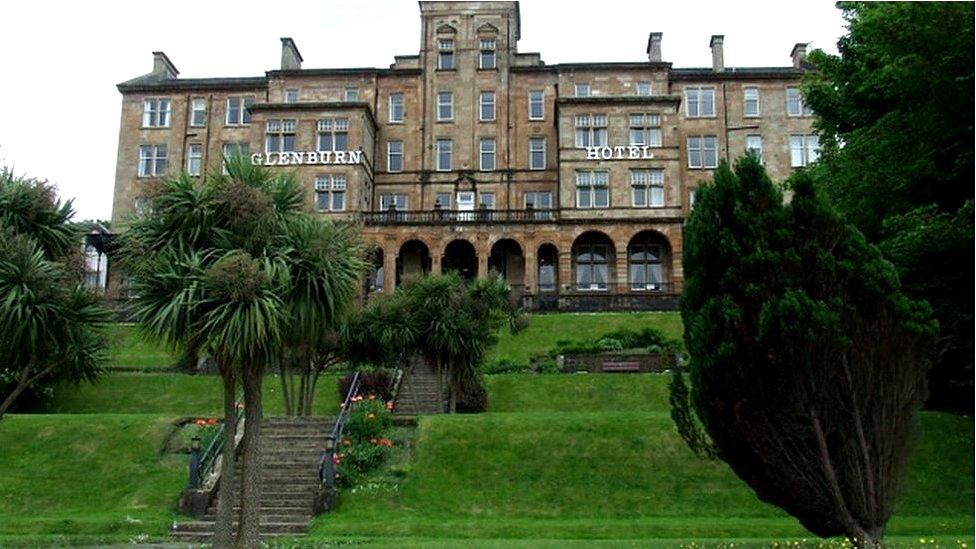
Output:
[{"left": 332, "top": 394, "right": 395, "bottom": 487}]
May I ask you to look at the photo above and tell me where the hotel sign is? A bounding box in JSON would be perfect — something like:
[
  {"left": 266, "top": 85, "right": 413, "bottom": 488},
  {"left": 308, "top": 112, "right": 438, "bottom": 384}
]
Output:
[
  {"left": 585, "top": 146, "right": 655, "bottom": 160},
  {"left": 250, "top": 150, "right": 363, "bottom": 166}
]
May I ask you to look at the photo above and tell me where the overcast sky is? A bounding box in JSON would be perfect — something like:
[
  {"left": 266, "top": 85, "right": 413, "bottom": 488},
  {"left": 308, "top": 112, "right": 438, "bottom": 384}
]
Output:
[{"left": 0, "top": 0, "right": 847, "bottom": 221}]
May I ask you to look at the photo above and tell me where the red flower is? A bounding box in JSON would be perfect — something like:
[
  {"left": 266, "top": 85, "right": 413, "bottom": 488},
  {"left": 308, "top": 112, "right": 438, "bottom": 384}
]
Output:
[
  {"left": 207, "top": 418, "right": 218, "bottom": 426},
  {"left": 195, "top": 419, "right": 207, "bottom": 427}
]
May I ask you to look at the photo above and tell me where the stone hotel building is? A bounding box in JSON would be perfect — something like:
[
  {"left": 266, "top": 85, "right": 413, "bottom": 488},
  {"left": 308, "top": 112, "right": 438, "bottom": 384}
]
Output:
[{"left": 112, "top": 1, "right": 817, "bottom": 311}]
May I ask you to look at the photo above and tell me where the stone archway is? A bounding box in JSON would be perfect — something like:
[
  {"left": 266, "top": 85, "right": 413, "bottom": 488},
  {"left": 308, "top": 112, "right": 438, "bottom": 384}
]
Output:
[
  {"left": 571, "top": 231, "right": 615, "bottom": 291},
  {"left": 441, "top": 239, "right": 478, "bottom": 280},
  {"left": 488, "top": 238, "right": 525, "bottom": 288},
  {"left": 626, "top": 230, "right": 672, "bottom": 292},
  {"left": 397, "top": 239, "right": 431, "bottom": 286},
  {"left": 536, "top": 243, "right": 559, "bottom": 293}
]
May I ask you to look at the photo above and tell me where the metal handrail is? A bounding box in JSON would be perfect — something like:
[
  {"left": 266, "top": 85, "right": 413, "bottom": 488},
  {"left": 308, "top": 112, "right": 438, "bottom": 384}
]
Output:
[
  {"left": 188, "top": 391, "right": 245, "bottom": 489},
  {"left": 321, "top": 371, "right": 361, "bottom": 488}
]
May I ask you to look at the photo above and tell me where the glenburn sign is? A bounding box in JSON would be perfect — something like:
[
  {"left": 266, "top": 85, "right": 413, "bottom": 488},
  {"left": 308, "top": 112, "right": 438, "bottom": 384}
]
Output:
[{"left": 250, "top": 150, "right": 363, "bottom": 166}]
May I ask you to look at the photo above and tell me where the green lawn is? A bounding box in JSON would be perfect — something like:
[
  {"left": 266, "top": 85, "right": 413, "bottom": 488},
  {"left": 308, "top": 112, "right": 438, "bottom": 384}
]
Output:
[
  {"left": 489, "top": 312, "right": 683, "bottom": 366},
  {"left": 45, "top": 373, "right": 342, "bottom": 416},
  {"left": 308, "top": 408, "right": 973, "bottom": 542},
  {"left": 103, "top": 324, "right": 177, "bottom": 371},
  {"left": 487, "top": 373, "right": 672, "bottom": 413}
]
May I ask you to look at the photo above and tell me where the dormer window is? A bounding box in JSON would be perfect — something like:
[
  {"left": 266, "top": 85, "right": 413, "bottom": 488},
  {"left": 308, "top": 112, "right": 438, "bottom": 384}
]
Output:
[
  {"left": 479, "top": 39, "right": 496, "bottom": 69},
  {"left": 438, "top": 39, "right": 455, "bottom": 70}
]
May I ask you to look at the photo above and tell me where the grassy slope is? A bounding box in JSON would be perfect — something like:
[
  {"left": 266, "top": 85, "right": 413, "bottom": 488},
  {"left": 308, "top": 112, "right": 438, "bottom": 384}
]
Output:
[
  {"left": 0, "top": 414, "right": 182, "bottom": 539},
  {"left": 45, "top": 373, "right": 342, "bottom": 416},
  {"left": 103, "top": 324, "right": 178, "bottom": 371},
  {"left": 489, "top": 312, "right": 683, "bottom": 366}
]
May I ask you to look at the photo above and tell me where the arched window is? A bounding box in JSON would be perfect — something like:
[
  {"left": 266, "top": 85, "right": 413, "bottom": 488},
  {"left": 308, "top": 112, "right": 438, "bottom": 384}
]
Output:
[{"left": 627, "top": 231, "right": 671, "bottom": 292}]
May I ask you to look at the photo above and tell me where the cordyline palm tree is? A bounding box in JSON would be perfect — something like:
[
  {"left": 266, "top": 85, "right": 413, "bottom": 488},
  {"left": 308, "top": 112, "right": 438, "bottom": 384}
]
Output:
[
  {"left": 0, "top": 169, "right": 110, "bottom": 420},
  {"left": 124, "top": 155, "right": 364, "bottom": 548}
]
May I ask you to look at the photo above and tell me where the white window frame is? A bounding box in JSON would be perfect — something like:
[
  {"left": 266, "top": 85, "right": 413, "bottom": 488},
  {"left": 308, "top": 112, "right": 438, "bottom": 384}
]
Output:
[
  {"left": 317, "top": 118, "right": 350, "bottom": 152},
  {"left": 744, "top": 87, "right": 761, "bottom": 117},
  {"left": 479, "top": 138, "right": 496, "bottom": 171},
  {"left": 524, "top": 191, "right": 553, "bottom": 210},
  {"left": 284, "top": 89, "right": 300, "bottom": 103},
  {"left": 379, "top": 193, "right": 408, "bottom": 211},
  {"left": 436, "top": 138, "right": 453, "bottom": 171},
  {"left": 265, "top": 119, "right": 297, "bottom": 154},
  {"left": 480, "top": 91, "right": 496, "bottom": 121},
  {"left": 142, "top": 98, "right": 171, "bottom": 128},
  {"left": 221, "top": 142, "right": 249, "bottom": 174},
  {"left": 529, "top": 137, "right": 546, "bottom": 170},
  {"left": 225, "top": 95, "right": 255, "bottom": 126},
  {"left": 190, "top": 98, "right": 207, "bottom": 127},
  {"left": 479, "top": 192, "right": 496, "bottom": 210},
  {"left": 186, "top": 144, "right": 203, "bottom": 176},
  {"left": 138, "top": 144, "right": 168, "bottom": 177},
  {"left": 435, "top": 192, "right": 452, "bottom": 209},
  {"left": 685, "top": 86, "right": 716, "bottom": 118},
  {"left": 389, "top": 93, "right": 405, "bottom": 123},
  {"left": 790, "top": 134, "right": 820, "bottom": 167},
  {"left": 787, "top": 87, "right": 814, "bottom": 117},
  {"left": 438, "top": 39, "right": 455, "bottom": 70},
  {"left": 631, "top": 169, "right": 665, "bottom": 208},
  {"left": 628, "top": 113, "right": 663, "bottom": 147},
  {"left": 314, "top": 174, "right": 346, "bottom": 212},
  {"left": 575, "top": 170, "right": 609, "bottom": 209},
  {"left": 575, "top": 83, "right": 591, "bottom": 97},
  {"left": 479, "top": 39, "right": 496, "bottom": 69},
  {"left": 746, "top": 134, "right": 764, "bottom": 163},
  {"left": 637, "top": 81, "right": 652, "bottom": 96},
  {"left": 575, "top": 114, "right": 608, "bottom": 148},
  {"left": 344, "top": 88, "right": 359, "bottom": 102},
  {"left": 437, "top": 91, "right": 453, "bottom": 121},
  {"left": 529, "top": 90, "right": 545, "bottom": 120},
  {"left": 387, "top": 140, "right": 403, "bottom": 173},
  {"left": 687, "top": 136, "right": 719, "bottom": 169}
]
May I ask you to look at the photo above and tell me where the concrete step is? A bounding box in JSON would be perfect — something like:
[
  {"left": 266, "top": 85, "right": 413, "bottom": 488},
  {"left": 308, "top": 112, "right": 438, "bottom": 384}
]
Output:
[
  {"left": 201, "top": 513, "right": 312, "bottom": 523},
  {"left": 207, "top": 506, "right": 313, "bottom": 515}
]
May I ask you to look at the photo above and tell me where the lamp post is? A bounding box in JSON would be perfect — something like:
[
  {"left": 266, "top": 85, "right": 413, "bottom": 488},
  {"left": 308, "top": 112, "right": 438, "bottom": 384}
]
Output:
[
  {"left": 188, "top": 436, "right": 202, "bottom": 489},
  {"left": 323, "top": 435, "right": 336, "bottom": 489}
]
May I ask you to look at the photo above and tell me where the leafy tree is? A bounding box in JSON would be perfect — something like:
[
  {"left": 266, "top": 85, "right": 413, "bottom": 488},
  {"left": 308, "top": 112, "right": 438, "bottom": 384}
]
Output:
[
  {"left": 803, "top": 2, "right": 974, "bottom": 410},
  {"left": 682, "top": 156, "right": 936, "bottom": 546},
  {"left": 0, "top": 169, "right": 110, "bottom": 419},
  {"left": 123, "top": 157, "right": 362, "bottom": 547}
]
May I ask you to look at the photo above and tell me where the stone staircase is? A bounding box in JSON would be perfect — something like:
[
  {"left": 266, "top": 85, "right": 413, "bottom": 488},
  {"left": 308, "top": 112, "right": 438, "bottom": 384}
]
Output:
[
  {"left": 393, "top": 358, "right": 446, "bottom": 415},
  {"left": 172, "top": 416, "right": 333, "bottom": 542}
]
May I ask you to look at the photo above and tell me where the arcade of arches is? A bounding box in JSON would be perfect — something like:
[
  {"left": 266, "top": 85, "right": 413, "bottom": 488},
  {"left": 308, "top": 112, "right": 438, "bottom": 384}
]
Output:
[{"left": 363, "top": 225, "right": 681, "bottom": 303}]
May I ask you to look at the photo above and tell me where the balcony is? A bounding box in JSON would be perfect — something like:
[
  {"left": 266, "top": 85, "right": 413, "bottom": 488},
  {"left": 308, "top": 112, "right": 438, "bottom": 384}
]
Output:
[
  {"left": 511, "top": 282, "right": 679, "bottom": 312},
  {"left": 362, "top": 209, "right": 558, "bottom": 226}
]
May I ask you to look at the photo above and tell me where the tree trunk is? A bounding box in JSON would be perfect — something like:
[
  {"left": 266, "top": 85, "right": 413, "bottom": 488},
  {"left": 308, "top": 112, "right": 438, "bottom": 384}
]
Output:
[
  {"left": 234, "top": 364, "right": 264, "bottom": 548},
  {"left": 0, "top": 365, "right": 33, "bottom": 421},
  {"left": 212, "top": 361, "right": 238, "bottom": 548},
  {"left": 297, "top": 357, "right": 308, "bottom": 416},
  {"left": 278, "top": 357, "right": 291, "bottom": 416}
]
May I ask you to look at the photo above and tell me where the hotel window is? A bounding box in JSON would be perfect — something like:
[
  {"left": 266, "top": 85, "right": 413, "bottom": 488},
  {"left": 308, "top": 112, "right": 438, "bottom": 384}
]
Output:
[
  {"left": 344, "top": 88, "right": 359, "bottom": 102},
  {"left": 138, "top": 144, "right": 168, "bottom": 177},
  {"left": 480, "top": 91, "right": 496, "bottom": 121},
  {"left": 435, "top": 192, "right": 451, "bottom": 209},
  {"left": 379, "top": 193, "right": 407, "bottom": 211},
  {"left": 687, "top": 136, "right": 719, "bottom": 169},
  {"left": 576, "top": 244, "right": 609, "bottom": 290},
  {"left": 790, "top": 134, "right": 820, "bottom": 167},
  {"left": 480, "top": 192, "right": 495, "bottom": 210},
  {"left": 479, "top": 39, "right": 496, "bottom": 69},
  {"left": 438, "top": 39, "right": 455, "bottom": 70},
  {"left": 629, "top": 113, "right": 663, "bottom": 147},
  {"left": 226, "top": 95, "right": 255, "bottom": 125},
  {"left": 524, "top": 191, "right": 552, "bottom": 210},
  {"left": 436, "top": 138, "right": 452, "bottom": 171},
  {"left": 575, "top": 83, "right": 591, "bottom": 97},
  {"left": 142, "top": 98, "right": 170, "bottom": 127},
  {"left": 637, "top": 81, "right": 652, "bottom": 96},
  {"left": 746, "top": 135, "right": 764, "bottom": 163},
  {"left": 389, "top": 93, "right": 405, "bottom": 123},
  {"left": 317, "top": 118, "right": 349, "bottom": 151},
  {"left": 479, "top": 138, "right": 496, "bottom": 171},
  {"left": 576, "top": 170, "right": 609, "bottom": 209},
  {"left": 221, "top": 142, "right": 249, "bottom": 174},
  {"left": 387, "top": 140, "right": 403, "bottom": 172},
  {"left": 529, "top": 137, "right": 546, "bottom": 170},
  {"left": 575, "top": 114, "right": 608, "bottom": 148},
  {"left": 744, "top": 87, "right": 760, "bottom": 117},
  {"left": 787, "top": 87, "right": 814, "bottom": 117},
  {"left": 315, "top": 174, "right": 346, "bottom": 211},
  {"left": 190, "top": 98, "right": 207, "bottom": 127},
  {"left": 529, "top": 90, "right": 545, "bottom": 120},
  {"left": 133, "top": 197, "right": 153, "bottom": 217},
  {"left": 265, "top": 119, "right": 296, "bottom": 153},
  {"left": 437, "top": 92, "right": 453, "bottom": 121},
  {"left": 631, "top": 169, "right": 665, "bottom": 207},
  {"left": 685, "top": 86, "right": 716, "bottom": 117},
  {"left": 629, "top": 243, "right": 663, "bottom": 291},
  {"left": 284, "top": 89, "right": 299, "bottom": 103},
  {"left": 186, "top": 144, "right": 203, "bottom": 176}
]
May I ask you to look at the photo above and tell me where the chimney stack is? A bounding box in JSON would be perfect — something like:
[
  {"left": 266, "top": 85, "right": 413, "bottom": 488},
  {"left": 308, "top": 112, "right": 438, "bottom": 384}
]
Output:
[
  {"left": 791, "top": 43, "right": 808, "bottom": 69},
  {"left": 152, "top": 51, "right": 179, "bottom": 79},
  {"left": 280, "top": 37, "right": 303, "bottom": 70},
  {"left": 646, "top": 32, "right": 662, "bottom": 63},
  {"left": 710, "top": 35, "right": 724, "bottom": 72}
]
